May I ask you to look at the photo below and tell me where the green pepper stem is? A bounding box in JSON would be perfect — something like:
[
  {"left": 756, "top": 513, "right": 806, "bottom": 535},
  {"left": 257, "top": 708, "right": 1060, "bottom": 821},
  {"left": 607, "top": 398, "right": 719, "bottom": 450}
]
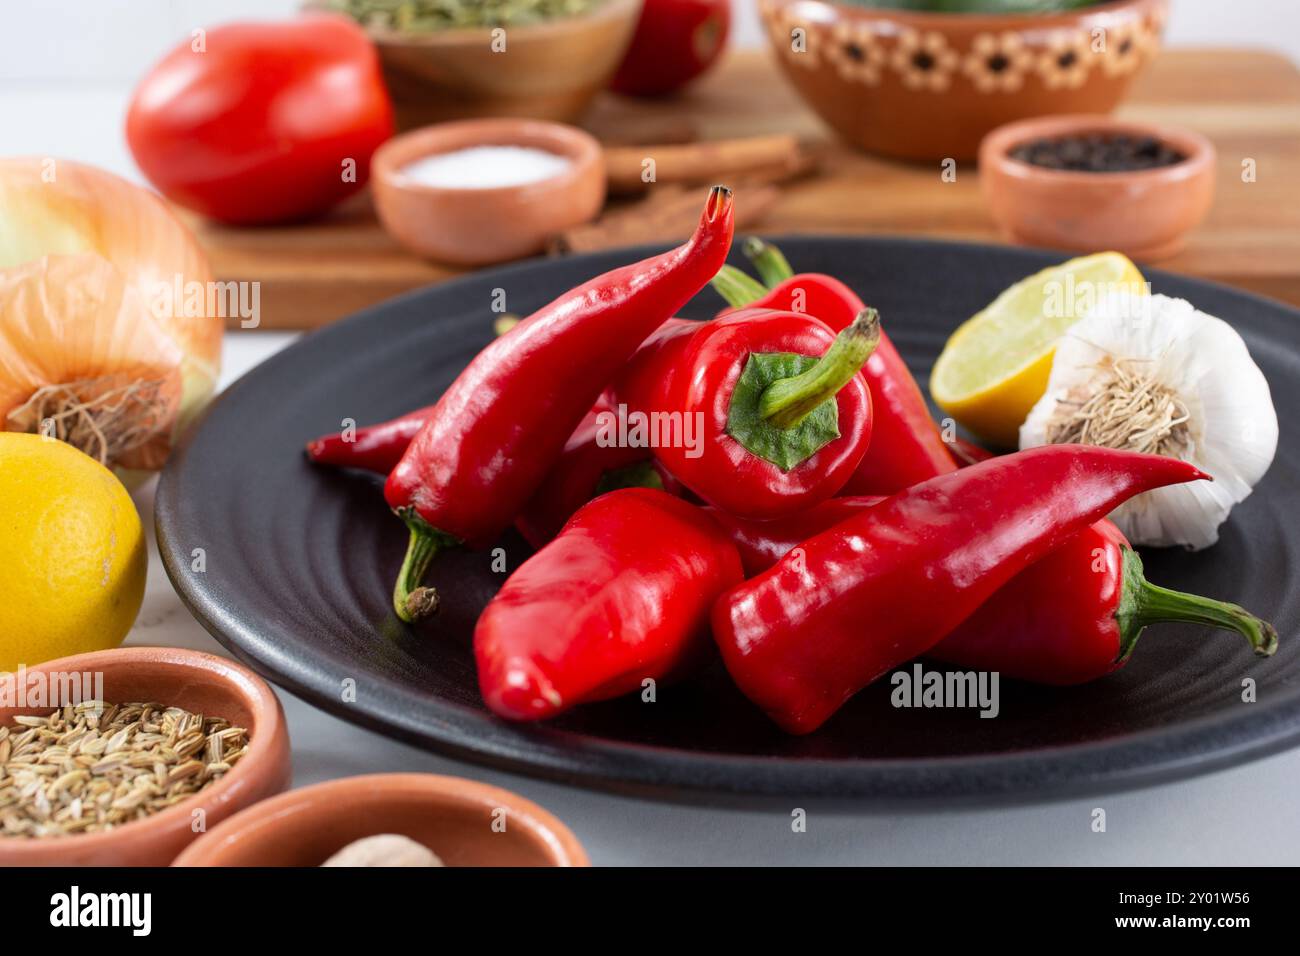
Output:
[
  {"left": 392, "top": 510, "right": 450, "bottom": 623},
  {"left": 743, "top": 237, "right": 795, "bottom": 287},
  {"left": 594, "top": 460, "right": 664, "bottom": 497},
  {"left": 1116, "top": 547, "right": 1278, "bottom": 661},
  {"left": 711, "top": 264, "right": 769, "bottom": 309},
  {"left": 758, "top": 309, "right": 881, "bottom": 430}
]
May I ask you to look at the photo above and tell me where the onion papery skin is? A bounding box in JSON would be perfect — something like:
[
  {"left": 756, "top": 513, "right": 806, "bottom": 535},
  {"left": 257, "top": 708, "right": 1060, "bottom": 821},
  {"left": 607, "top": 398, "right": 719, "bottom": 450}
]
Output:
[{"left": 0, "top": 157, "right": 222, "bottom": 480}]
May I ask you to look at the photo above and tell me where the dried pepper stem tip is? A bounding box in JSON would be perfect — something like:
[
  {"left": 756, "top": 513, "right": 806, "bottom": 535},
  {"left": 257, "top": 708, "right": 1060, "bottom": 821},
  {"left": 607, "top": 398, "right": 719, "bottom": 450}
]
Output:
[
  {"left": 706, "top": 184, "right": 734, "bottom": 222},
  {"left": 392, "top": 509, "right": 448, "bottom": 623}
]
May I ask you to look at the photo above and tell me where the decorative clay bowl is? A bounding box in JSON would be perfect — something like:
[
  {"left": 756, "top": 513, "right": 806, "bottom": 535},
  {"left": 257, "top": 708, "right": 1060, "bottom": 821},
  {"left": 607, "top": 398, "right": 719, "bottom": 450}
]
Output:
[
  {"left": 0, "top": 647, "right": 291, "bottom": 867},
  {"left": 758, "top": 0, "right": 1169, "bottom": 161},
  {"left": 979, "top": 114, "right": 1216, "bottom": 260},
  {"left": 172, "top": 773, "right": 590, "bottom": 867}
]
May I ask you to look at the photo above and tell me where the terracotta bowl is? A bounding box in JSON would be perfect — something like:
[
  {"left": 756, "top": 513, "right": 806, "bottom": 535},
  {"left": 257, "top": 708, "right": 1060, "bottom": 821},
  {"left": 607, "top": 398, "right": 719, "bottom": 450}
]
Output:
[
  {"left": 316, "top": 0, "right": 643, "bottom": 131},
  {"left": 172, "top": 773, "right": 589, "bottom": 867},
  {"left": 980, "top": 114, "right": 1215, "bottom": 260},
  {"left": 371, "top": 118, "right": 606, "bottom": 266},
  {"left": 759, "top": 0, "right": 1169, "bottom": 162},
  {"left": 0, "top": 647, "right": 291, "bottom": 866}
]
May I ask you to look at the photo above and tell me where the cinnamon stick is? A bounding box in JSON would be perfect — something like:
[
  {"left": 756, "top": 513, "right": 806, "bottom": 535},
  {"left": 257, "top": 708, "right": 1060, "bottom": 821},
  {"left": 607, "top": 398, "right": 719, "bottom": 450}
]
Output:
[
  {"left": 588, "top": 116, "right": 699, "bottom": 148},
  {"left": 550, "top": 184, "right": 781, "bottom": 255},
  {"left": 603, "top": 135, "right": 805, "bottom": 195}
]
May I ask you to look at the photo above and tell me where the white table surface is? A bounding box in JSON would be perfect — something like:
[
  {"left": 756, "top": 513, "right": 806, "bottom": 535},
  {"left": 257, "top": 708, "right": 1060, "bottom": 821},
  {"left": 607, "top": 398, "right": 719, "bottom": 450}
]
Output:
[
  {"left": 10, "top": 80, "right": 1299, "bottom": 867},
  {"left": 112, "top": 334, "right": 1298, "bottom": 866}
]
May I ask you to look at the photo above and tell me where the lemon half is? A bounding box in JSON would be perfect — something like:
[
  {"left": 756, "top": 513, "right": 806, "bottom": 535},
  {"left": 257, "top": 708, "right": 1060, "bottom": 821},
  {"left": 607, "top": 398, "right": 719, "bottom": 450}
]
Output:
[
  {"left": 0, "top": 434, "right": 145, "bottom": 671},
  {"left": 931, "top": 252, "right": 1146, "bottom": 447}
]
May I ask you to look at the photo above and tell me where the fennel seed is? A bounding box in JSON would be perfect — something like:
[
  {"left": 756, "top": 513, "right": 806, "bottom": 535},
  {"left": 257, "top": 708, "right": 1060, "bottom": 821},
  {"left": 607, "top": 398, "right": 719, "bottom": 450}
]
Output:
[{"left": 0, "top": 701, "right": 248, "bottom": 839}]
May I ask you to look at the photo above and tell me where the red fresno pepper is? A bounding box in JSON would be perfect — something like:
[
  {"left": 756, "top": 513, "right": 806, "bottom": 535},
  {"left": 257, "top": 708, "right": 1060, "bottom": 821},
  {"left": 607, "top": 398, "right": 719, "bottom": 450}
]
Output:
[
  {"left": 475, "top": 488, "right": 744, "bottom": 721},
  {"left": 711, "top": 497, "right": 1277, "bottom": 684},
  {"left": 714, "top": 240, "right": 958, "bottom": 494},
  {"left": 613, "top": 307, "right": 879, "bottom": 519},
  {"left": 711, "top": 445, "right": 1210, "bottom": 734},
  {"left": 385, "top": 187, "right": 734, "bottom": 622}
]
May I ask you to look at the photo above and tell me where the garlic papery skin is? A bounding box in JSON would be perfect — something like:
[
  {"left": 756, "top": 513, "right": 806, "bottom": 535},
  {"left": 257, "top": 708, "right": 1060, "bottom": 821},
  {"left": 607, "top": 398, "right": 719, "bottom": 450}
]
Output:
[{"left": 1020, "top": 292, "right": 1278, "bottom": 550}]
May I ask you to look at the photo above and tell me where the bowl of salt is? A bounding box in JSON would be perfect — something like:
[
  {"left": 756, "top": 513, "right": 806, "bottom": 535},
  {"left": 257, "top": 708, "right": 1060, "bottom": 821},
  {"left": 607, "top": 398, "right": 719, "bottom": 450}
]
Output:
[{"left": 372, "top": 118, "right": 606, "bottom": 266}]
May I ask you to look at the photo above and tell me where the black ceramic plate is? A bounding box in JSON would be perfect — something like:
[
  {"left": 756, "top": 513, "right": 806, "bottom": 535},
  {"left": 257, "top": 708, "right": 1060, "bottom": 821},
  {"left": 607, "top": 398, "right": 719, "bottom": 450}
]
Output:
[{"left": 156, "top": 237, "right": 1300, "bottom": 805}]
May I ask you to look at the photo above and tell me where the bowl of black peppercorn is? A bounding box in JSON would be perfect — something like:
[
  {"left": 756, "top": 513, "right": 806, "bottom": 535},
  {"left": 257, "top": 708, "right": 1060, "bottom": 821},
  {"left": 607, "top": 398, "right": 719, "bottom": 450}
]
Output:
[{"left": 980, "top": 114, "right": 1215, "bottom": 261}]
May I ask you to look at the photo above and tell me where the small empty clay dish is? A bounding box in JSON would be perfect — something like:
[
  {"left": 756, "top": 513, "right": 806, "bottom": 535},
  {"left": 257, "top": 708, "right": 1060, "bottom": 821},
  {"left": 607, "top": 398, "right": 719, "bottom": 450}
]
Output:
[
  {"left": 0, "top": 647, "right": 291, "bottom": 867},
  {"left": 980, "top": 115, "right": 1216, "bottom": 261},
  {"left": 372, "top": 118, "right": 606, "bottom": 266},
  {"left": 171, "top": 773, "right": 589, "bottom": 867}
]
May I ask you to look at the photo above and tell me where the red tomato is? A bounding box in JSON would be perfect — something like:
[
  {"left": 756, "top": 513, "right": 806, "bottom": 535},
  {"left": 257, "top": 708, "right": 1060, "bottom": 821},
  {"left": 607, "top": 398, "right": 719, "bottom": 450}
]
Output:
[
  {"left": 126, "top": 15, "right": 393, "bottom": 225},
  {"left": 610, "top": 0, "right": 731, "bottom": 97}
]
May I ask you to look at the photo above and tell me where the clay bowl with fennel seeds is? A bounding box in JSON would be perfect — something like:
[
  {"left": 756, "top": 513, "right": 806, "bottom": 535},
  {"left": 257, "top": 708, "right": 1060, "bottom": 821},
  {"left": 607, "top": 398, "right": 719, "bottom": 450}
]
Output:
[
  {"left": 306, "top": 0, "right": 643, "bottom": 131},
  {"left": 172, "top": 773, "right": 589, "bottom": 866},
  {"left": 979, "top": 114, "right": 1216, "bottom": 260},
  {"left": 0, "top": 647, "right": 290, "bottom": 866},
  {"left": 758, "top": 0, "right": 1168, "bottom": 162}
]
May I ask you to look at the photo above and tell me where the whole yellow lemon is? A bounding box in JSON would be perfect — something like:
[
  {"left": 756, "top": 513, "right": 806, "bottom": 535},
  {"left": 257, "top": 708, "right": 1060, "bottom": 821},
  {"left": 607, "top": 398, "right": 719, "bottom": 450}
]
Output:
[{"left": 0, "top": 434, "right": 146, "bottom": 671}]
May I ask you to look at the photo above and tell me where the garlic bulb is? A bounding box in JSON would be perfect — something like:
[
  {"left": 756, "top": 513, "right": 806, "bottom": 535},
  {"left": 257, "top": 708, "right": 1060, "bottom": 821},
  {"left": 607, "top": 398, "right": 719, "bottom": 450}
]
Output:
[
  {"left": 1020, "top": 292, "right": 1277, "bottom": 550},
  {"left": 321, "top": 834, "right": 444, "bottom": 867}
]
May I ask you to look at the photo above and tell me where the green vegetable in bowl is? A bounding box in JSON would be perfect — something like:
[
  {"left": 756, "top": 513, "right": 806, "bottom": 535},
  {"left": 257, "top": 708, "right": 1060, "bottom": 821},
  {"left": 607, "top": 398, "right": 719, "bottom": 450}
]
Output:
[
  {"left": 834, "top": 0, "right": 1100, "bottom": 12},
  {"left": 328, "top": 0, "right": 607, "bottom": 30}
]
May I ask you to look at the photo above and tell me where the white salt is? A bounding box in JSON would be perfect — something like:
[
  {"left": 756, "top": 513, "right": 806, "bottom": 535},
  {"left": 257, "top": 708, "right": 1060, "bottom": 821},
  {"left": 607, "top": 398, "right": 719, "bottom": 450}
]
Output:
[{"left": 399, "top": 145, "right": 573, "bottom": 190}]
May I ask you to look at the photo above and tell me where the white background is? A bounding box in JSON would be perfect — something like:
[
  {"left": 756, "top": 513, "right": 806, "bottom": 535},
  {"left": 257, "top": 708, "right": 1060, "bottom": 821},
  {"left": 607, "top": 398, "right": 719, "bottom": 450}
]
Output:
[
  {"left": 3, "top": 1, "right": 1298, "bottom": 185},
  {"left": 3, "top": 0, "right": 1298, "bottom": 81},
  {"left": 3, "top": 1, "right": 1300, "bottom": 865}
]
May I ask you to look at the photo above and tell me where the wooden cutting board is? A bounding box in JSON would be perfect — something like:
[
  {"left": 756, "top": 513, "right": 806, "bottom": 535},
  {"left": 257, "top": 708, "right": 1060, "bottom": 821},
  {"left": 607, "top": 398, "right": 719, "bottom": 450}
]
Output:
[{"left": 181, "top": 47, "right": 1300, "bottom": 330}]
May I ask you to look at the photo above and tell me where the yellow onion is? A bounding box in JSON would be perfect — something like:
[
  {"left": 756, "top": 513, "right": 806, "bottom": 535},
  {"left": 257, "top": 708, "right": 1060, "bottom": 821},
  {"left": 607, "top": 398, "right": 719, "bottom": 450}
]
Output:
[{"left": 0, "top": 157, "right": 222, "bottom": 477}]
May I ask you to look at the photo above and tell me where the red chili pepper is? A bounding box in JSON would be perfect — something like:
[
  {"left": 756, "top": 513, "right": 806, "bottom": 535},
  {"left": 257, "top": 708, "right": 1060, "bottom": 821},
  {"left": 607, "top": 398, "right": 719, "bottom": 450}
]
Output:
[
  {"left": 704, "top": 495, "right": 883, "bottom": 577},
  {"left": 710, "top": 497, "right": 1276, "bottom": 684},
  {"left": 936, "top": 519, "right": 1277, "bottom": 684},
  {"left": 714, "top": 240, "right": 958, "bottom": 494},
  {"left": 475, "top": 488, "right": 744, "bottom": 721},
  {"left": 514, "top": 398, "right": 678, "bottom": 549},
  {"left": 306, "top": 320, "right": 698, "bottom": 477},
  {"left": 305, "top": 392, "right": 684, "bottom": 549},
  {"left": 947, "top": 436, "right": 995, "bottom": 467},
  {"left": 711, "top": 445, "right": 1211, "bottom": 734},
  {"left": 306, "top": 398, "right": 675, "bottom": 547},
  {"left": 612, "top": 307, "right": 879, "bottom": 519},
  {"left": 306, "top": 406, "right": 430, "bottom": 474},
  {"left": 385, "top": 187, "right": 734, "bottom": 622}
]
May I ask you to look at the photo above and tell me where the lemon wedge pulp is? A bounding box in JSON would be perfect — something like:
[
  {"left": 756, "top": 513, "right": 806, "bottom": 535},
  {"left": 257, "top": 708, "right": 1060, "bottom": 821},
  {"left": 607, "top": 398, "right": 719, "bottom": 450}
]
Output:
[{"left": 931, "top": 252, "right": 1146, "bottom": 448}]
